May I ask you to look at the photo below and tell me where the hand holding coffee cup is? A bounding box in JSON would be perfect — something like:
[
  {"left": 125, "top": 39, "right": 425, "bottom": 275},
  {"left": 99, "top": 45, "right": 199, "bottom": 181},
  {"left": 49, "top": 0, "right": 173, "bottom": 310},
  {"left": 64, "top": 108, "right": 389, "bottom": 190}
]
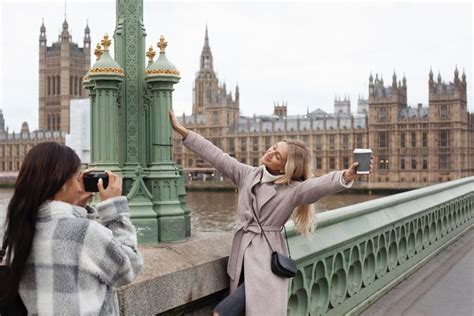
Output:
[{"left": 353, "top": 149, "right": 373, "bottom": 175}]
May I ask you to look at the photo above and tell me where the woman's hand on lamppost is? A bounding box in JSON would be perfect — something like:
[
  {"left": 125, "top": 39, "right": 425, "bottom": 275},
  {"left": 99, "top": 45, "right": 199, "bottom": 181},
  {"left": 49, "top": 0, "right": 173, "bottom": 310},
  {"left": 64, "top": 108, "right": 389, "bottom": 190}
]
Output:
[{"left": 169, "top": 111, "right": 189, "bottom": 139}]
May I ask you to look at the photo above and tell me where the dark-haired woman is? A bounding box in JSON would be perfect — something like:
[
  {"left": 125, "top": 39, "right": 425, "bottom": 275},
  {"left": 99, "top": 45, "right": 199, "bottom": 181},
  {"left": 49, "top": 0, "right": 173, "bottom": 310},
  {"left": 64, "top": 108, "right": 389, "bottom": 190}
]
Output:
[{"left": 1, "top": 142, "right": 143, "bottom": 315}]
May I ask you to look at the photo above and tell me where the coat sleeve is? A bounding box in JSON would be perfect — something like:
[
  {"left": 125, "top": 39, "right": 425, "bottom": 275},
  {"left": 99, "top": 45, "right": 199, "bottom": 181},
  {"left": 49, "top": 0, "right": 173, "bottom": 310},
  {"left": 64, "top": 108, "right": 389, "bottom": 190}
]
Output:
[
  {"left": 290, "top": 170, "right": 354, "bottom": 206},
  {"left": 81, "top": 196, "right": 143, "bottom": 288},
  {"left": 182, "top": 130, "right": 254, "bottom": 186}
]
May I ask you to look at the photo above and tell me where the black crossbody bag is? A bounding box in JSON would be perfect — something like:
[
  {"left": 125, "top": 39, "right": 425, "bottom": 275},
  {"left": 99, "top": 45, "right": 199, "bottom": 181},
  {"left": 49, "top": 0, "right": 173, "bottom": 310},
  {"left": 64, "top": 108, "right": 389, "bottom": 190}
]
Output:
[{"left": 250, "top": 206, "right": 297, "bottom": 278}]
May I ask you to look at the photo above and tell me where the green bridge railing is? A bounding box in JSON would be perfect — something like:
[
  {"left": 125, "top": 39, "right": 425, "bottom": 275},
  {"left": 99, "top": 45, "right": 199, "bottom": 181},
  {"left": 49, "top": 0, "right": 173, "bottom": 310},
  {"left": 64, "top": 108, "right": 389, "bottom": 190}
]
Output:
[{"left": 286, "top": 176, "right": 473, "bottom": 315}]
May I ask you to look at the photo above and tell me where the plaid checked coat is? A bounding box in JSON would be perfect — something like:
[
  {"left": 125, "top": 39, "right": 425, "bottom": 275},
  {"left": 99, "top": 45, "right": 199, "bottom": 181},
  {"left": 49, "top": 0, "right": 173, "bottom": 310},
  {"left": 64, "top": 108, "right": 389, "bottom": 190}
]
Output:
[
  {"left": 183, "top": 131, "right": 352, "bottom": 315},
  {"left": 18, "top": 196, "right": 143, "bottom": 315}
]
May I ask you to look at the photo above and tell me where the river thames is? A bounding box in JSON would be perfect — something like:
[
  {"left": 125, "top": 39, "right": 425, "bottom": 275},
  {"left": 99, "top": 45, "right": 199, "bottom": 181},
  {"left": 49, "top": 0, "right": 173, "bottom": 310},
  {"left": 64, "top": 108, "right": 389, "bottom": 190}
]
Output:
[{"left": 0, "top": 188, "right": 385, "bottom": 234}]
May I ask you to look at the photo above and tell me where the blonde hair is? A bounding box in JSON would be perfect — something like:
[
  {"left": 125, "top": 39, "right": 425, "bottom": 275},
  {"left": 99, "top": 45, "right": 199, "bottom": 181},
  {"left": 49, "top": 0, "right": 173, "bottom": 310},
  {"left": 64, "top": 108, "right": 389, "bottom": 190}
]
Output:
[{"left": 275, "top": 139, "right": 315, "bottom": 237}]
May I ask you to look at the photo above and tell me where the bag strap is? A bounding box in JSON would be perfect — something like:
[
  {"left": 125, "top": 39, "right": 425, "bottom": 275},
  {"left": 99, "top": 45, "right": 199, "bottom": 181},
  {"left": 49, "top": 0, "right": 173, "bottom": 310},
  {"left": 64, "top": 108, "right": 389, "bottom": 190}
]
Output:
[
  {"left": 250, "top": 206, "right": 274, "bottom": 252},
  {"left": 283, "top": 226, "right": 292, "bottom": 258},
  {"left": 0, "top": 243, "right": 7, "bottom": 264},
  {"left": 1, "top": 231, "right": 9, "bottom": 264},
  {"left": 250, "top": 173, "right": 292, "bottom": 256}
]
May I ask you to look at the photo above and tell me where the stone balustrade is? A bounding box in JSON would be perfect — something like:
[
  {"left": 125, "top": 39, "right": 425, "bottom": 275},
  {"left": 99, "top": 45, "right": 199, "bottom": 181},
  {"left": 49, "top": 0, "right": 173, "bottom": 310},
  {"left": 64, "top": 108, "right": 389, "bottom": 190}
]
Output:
[{"left": 286, "top": 176, "right": 473, "bottom": 315}]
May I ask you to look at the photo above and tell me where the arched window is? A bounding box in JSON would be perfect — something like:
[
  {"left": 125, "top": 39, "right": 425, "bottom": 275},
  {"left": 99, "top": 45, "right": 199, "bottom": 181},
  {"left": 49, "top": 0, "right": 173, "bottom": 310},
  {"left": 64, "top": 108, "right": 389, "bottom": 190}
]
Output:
[
  {"left": 74, "top": 77, "right": 78, "bottom": 95},
  {"left": 47, "top": 77, "right": 51, "bottom": 95},
  {"left": 70, "top": 76, "right": 73, "bottom": 94},
  {"left": 56, "top": 114, "right": 60, "bottom": 131},
  {"left": 52, "top": 76, "right": 56, "bottom": 95},
  {"left": 56, "top": 75, "right": 60, "bottom": 94}
]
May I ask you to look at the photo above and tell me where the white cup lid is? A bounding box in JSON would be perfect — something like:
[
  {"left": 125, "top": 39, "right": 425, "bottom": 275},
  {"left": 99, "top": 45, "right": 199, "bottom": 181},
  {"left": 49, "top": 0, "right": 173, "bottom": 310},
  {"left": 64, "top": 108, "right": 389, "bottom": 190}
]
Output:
[{"left": 353, "top": 148, "right": 372, "bottom": 154}]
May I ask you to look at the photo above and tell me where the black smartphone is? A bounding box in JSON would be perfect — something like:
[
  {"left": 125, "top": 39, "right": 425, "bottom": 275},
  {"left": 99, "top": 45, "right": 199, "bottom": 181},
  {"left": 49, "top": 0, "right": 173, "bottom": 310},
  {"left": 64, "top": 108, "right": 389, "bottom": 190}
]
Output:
[{"left": 84, "top": 171, "right": 109, "bottom": 192}]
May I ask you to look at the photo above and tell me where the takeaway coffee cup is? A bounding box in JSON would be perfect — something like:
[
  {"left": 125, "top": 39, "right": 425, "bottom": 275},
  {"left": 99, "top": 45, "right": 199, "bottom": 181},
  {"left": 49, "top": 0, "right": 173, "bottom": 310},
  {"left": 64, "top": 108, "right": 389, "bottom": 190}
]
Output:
[{"left": 353, "top": 149, "right": 372, "bottom": 174}]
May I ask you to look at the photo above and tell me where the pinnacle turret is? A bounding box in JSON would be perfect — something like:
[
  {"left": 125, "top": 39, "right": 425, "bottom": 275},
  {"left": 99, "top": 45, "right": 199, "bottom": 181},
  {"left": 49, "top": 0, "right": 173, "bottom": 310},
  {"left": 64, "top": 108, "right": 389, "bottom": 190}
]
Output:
[
  {"left": 84, "top": 21, "right": 91, "bottom": 48},
  {"left": 199, "top": 26, "right": 214, "bottom": 72},
  {"left": 39, "top": 18, "right": 47, "bottom": 45}
]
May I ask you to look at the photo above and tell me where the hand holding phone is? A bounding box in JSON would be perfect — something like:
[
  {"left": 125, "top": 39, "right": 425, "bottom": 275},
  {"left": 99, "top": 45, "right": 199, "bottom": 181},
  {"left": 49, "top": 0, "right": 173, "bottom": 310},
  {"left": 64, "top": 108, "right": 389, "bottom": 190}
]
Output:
[{"left": 84, "top": 171, "right": 109, "bottom": 192}]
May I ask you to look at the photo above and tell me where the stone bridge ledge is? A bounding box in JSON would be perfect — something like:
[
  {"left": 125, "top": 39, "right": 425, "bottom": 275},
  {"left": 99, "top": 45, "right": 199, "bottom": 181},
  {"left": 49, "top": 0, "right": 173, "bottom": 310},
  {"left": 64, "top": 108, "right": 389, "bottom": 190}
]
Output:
[{"left": 117, "top": 233, "right": 233, "bottom": 315}]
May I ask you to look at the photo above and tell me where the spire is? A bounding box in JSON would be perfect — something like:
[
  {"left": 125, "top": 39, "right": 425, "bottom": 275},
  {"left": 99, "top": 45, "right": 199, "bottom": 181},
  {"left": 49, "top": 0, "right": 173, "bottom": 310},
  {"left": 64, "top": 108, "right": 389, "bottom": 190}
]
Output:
[
  {"left": 0, "top": 109, "right": 4, "bottom": 132},
  {"left": 462, "top": 68, "right": 466, "bottom": 82},
  {"left": 39, "top": 18, "right": 47, "bottom": 44},
  {"left": 392, "top": 70, "right": 397, "bottom": 88},
  {"left": 199, "top": 25, "right": 214, "bottom": 72},
  {"left": 204, "top": 24, "right": 209, "bottom": 48},
  {"left": 369, "top": 72, "right": 373, "bottom": 83},
  {"left": 454, "top": 65, "right": 459, "bottom": 79},
  {"left": 429, "top": 66, "right": 433, "bottom": 81},
  {"left": 61, "top": 0, "right": 69, "bottom": 42},
  {"left": 84, "top": 20, "right": 91, "bottom": 47},
  {"left": 40, "top": 18, "right": 46, "bottom": 32},
  {"left": 402, "top": 73, "right": 406, "bottom": 87},
  {"left": 85, "top": 19, "right": 90, "bottom": 34},
  {"left": 437, "top": 71, "right": 442, "bottom": 83}
]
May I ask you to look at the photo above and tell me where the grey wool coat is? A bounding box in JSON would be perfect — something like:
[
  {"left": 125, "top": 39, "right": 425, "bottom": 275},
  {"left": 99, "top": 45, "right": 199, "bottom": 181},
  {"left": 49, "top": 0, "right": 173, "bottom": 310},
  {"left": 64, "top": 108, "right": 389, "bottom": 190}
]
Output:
[{"left": 183, "top": 131, "right": 352, "bottom": 315}]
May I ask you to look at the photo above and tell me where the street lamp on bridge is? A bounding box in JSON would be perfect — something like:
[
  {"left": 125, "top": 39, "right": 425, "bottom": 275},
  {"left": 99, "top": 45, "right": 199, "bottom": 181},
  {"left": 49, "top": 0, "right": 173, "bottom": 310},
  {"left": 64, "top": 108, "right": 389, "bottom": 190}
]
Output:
[{"left": 83, "top": 0, "right": 189, "bottom": 244}]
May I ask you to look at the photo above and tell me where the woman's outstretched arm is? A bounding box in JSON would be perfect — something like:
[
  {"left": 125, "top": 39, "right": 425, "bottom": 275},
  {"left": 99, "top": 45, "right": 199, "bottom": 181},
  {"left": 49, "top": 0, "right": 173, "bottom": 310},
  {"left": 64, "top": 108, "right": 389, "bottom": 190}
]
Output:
[
  {"left": 291, "top": 161, "right": 372, "bottom": 206},
  {"left": 170, "top": 111, "right": 254, "bottom": 186}
]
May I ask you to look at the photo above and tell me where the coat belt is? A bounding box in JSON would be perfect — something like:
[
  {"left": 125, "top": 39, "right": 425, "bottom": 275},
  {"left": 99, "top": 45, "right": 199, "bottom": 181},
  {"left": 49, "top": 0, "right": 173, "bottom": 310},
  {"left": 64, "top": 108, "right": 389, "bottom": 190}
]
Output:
[
  {"left": 227, "top": 221, "right": 283, "bottom": 280},
  {"left": 235, "top": 222, "right": 282, "bottom": 234}
]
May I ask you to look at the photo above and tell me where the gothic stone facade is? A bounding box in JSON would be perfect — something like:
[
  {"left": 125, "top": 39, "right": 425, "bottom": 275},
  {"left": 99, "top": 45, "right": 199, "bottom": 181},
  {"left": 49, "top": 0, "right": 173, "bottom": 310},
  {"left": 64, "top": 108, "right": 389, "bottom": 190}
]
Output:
[
  {"left": 0, "top": 120, "right": 66, "bottom": 172},
  {"left": 0, "top": 19, "right": 89, "bottom": 172},
  {"left": 39, "top": 19, "right": 91, "bottom": 132},
  {"left": 173, "top": 30, "right": 474, "bottom": 189}
]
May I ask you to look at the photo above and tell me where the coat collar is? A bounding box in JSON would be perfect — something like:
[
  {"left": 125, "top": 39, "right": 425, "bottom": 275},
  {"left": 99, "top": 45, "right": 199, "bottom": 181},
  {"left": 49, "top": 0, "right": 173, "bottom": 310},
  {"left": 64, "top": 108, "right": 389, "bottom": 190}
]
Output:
[
  {"left": 37, "top": 200, "right": 88, "bottom": 222},
  {"left": 249, "top": 166, "right": 278, "bottom": 217}
]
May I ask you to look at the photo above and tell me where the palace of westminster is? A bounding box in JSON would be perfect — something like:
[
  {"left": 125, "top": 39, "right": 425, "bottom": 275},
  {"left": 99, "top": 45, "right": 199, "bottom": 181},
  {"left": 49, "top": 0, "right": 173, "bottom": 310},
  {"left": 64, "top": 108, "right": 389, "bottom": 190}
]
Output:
[{"left": 0, "top": 21, "right": 473, "bottom": 189}]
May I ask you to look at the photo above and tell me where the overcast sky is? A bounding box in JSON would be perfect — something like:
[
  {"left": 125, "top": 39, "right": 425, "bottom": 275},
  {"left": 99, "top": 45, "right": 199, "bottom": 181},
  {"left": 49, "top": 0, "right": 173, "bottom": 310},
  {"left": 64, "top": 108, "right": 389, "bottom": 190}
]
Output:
[{"left": 0, "top": 0, "right": 472, "bottom": 132}]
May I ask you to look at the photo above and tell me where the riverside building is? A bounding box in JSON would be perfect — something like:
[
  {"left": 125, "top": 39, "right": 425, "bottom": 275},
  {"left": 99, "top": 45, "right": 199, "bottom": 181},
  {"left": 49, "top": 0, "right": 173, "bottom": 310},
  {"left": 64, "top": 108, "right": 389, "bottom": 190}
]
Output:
[
  {"left": 0, "top": 18, "right": 90, "bottom": 172},
  {"left": 173, "top": 29, "right": 474, "bottom": 189}
]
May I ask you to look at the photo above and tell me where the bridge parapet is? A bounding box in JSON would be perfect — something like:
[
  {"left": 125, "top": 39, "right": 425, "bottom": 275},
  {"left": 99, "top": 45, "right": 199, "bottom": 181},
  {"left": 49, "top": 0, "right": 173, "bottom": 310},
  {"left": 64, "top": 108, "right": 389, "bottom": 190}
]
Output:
[
  {"left": 286, "top": 176, "right": 473, "bottom": 315},
  {"left": 116, "top": 177, "right": 473, "bottom": 315}
]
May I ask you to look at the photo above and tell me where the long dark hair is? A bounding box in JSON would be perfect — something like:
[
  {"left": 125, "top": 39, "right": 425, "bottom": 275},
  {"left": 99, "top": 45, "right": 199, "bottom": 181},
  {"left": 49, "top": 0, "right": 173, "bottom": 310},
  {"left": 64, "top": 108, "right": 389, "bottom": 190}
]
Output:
[{"left": 2, "top": 142, "right": 80, "bottom": 297}]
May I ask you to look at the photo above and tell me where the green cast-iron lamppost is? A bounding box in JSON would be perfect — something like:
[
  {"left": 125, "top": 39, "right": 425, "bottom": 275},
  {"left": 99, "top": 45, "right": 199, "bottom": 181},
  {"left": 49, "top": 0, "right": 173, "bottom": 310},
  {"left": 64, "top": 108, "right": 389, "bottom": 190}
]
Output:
[{"left": 83, "top": 0, "right": 189, "bottom": 244}]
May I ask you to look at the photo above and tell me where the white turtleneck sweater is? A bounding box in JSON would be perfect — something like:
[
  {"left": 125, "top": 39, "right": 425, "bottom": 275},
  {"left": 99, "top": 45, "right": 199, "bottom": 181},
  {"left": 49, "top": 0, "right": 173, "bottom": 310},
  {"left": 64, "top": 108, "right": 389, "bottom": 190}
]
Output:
[{"left": 261, "top": 166, "right": 284, "bottom": 183}]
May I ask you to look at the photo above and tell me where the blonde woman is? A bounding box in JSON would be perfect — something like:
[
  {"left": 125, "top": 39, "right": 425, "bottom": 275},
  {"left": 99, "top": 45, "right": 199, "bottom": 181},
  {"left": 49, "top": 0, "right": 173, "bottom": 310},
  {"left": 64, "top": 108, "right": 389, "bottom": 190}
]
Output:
[{"left": 170, "top": 111, "right": 371, "bottom": 315}]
